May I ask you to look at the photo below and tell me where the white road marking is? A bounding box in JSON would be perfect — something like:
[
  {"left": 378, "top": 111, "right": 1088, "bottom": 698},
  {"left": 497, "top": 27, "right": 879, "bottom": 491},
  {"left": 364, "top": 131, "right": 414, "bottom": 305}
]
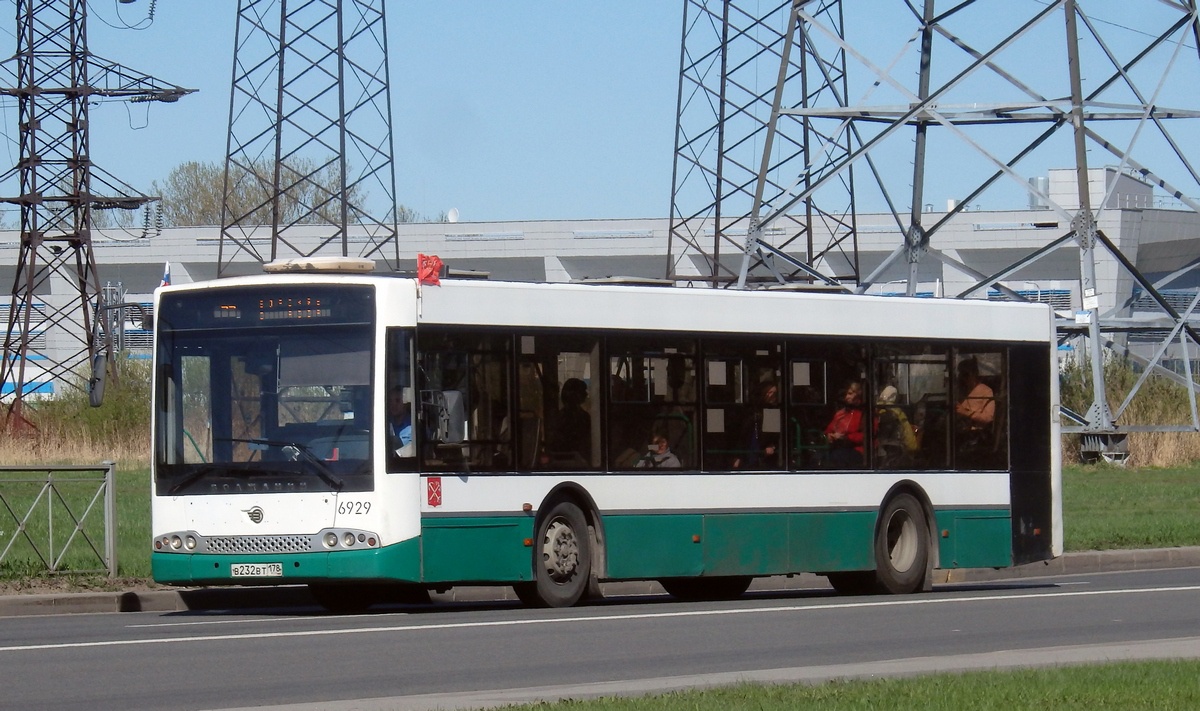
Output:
[
  {"left": 127, "top": 615, "right": 318, "bottom": 629},
  {"left": 3, "top": 584, "right": 1198, "bottom": 653}
]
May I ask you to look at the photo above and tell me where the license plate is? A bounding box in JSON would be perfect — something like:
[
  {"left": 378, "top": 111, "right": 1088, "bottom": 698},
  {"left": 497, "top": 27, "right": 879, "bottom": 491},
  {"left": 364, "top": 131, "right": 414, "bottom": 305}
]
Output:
[{"left": 230, "top": 562, "right": 283, "bottom": 578}]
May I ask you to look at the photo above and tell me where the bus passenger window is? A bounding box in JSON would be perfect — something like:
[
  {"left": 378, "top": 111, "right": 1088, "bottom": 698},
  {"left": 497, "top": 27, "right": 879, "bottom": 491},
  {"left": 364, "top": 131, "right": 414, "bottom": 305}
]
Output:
[
  {"left": 701, "top": 342, "right": 782, "bottom": 471},
  {"left": 954, "top": 351, "right": 1006, "bottom": 470},
  {"left": 517, "top": 361, "right": 544, "bottom": 469},
  {"left": 789, "top": 358, "right": 829, "bottom": 469},
  {"left": 520, "top": 333, "right": 600, "bottom": 470},
  {"left": 867, "top": 345, "right": 950, "bottom": 470},
  {"left": 608, "top": 338, "right": 698, "bottom": 469},
  {"left": 416, "top": 330, "right": 513, "bottom": 472}
]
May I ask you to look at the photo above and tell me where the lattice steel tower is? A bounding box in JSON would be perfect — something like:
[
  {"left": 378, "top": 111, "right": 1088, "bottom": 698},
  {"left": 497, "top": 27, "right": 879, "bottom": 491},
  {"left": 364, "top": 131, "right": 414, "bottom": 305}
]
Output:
[
  {"left": 219, "top": 0, "right": 400, "bottom": 275},
  {"left": 668, "top": 0, "right": 860, "bottom": 287},
  {"left": 668, "top": 0, "right": 1200, "bottom": 460},
  {"left": 0, "top": 0, "right": 192, "bottom": 427}
]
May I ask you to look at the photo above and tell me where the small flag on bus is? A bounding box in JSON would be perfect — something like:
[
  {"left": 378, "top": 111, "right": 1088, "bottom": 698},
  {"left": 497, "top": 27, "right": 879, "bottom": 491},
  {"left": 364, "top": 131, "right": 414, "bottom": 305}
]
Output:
[
  {"left": 159, "top": 261, "right": 171, "bottom": 288},
  {"left": 417, "top": 254, "right": 443, "bottom": 285}
]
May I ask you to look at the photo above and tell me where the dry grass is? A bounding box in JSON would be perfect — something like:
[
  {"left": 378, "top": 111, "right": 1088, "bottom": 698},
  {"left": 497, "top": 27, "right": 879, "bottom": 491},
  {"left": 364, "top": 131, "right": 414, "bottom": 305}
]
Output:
[
  {"left": 1121, "top": 431, "right": 1200, "bottom": 468},
  {"left": 0, "top": 430, "right": 148, "bottom": 467},
  {"left": 2, "top": 358, "right": 151, "bottom": 467},
  {"left": 1060, "top": 355, "right": 1200, "bottom": 467}
]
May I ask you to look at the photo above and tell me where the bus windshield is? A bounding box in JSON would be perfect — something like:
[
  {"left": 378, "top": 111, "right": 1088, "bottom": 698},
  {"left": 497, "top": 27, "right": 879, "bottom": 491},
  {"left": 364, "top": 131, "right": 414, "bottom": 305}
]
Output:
[{"left": 154, "top": 285, "right": 376, "bottom": 496}]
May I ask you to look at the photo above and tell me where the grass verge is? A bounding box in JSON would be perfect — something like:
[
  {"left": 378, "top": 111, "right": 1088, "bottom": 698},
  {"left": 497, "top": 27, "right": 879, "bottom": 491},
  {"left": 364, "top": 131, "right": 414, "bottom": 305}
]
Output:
[
  {"left": 489, "top": 660, "right": 1200, "bottom": 710},
  {"left": 1063, "top": 464, "right": 1200, "bottom": 550}
]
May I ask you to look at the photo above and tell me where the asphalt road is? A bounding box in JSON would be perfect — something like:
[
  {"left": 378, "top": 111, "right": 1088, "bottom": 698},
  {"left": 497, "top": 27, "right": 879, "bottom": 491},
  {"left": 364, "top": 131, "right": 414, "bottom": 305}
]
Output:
[{"left": 1, "top": 566, "right": 1198, "bottom": 710}]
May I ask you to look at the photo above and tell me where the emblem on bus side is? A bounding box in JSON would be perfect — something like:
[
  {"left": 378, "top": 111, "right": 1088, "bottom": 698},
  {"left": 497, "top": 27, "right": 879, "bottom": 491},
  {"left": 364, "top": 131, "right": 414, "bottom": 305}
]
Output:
[
  {"left": 245, "top": 506, "right": 265, "bottom": 524},
  {"left": 427, "top": 477, "right": 442, "bottom": 508}
]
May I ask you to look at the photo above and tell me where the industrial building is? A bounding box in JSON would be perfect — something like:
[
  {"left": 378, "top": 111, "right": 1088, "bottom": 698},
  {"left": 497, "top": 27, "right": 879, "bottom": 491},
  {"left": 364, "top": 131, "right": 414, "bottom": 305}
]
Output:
[{"left": 3, "top": 166, "right": 1198, "bottom": 395}]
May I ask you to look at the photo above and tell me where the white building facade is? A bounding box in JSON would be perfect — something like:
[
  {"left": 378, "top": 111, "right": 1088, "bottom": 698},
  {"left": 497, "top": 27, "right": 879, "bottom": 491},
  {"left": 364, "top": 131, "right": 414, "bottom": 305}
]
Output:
[{"left": 3, "top": 168, "right": 1199, "bottom": 395}]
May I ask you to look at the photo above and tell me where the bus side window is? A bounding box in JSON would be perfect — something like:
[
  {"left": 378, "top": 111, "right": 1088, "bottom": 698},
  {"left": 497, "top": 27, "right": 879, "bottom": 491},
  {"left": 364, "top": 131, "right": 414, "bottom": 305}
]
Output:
[
  {"left": 520, "top": 333, "right": 600, "bottom": 470},
  {"left": 385, "top": 328, "right": 417, "bottom": 472},
  {"left": 954, "top": 351, "right": 1006, "bottom": 470},
  {"left": 789, "top": 358, "right": 829, "bottom": 469},
  {"left": 608, "top": 340, "right": 698, "bottom": 469},
  {"left": 416, "top": 330, "right": 513, "bottom": 472},
  {"left": 701, "top": 343, "right": 782, "bottom": 471}
]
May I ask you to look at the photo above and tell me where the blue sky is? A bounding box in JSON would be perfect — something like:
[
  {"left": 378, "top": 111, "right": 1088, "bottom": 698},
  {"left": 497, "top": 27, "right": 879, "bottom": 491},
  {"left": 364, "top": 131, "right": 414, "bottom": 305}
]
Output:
[
  {"left": 0, "top": 1, "right": 684, "bottom": 223},
  {"left": 0, "top": 2, "right": 1196, "bottom": 226}
]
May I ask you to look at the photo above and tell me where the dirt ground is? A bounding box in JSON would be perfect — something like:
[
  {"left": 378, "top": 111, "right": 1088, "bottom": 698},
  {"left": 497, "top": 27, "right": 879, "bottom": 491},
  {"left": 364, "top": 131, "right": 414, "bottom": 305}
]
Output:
[{"left": 0, "top": 576, "right": 158, "bottom": 596}]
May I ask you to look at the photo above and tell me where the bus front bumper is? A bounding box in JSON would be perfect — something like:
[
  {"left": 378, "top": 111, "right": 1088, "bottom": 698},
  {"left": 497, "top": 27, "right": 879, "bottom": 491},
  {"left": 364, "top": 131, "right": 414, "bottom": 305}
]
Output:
[{"left": 151, "top": 537, "right": 421, "bottom": 585}]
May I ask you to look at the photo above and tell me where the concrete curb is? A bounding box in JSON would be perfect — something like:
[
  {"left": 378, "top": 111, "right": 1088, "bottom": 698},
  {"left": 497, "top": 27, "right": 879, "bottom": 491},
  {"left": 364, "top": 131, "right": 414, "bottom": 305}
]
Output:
[{"left": 3, "top": 546, "right": 1198, "bottom": 617}]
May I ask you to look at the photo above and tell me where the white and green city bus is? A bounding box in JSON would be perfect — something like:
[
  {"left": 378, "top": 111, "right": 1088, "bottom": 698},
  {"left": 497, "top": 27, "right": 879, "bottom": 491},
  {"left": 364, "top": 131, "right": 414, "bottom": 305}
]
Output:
[{"left": 150, "top": 260, "right": 1061, "bottom": 610}]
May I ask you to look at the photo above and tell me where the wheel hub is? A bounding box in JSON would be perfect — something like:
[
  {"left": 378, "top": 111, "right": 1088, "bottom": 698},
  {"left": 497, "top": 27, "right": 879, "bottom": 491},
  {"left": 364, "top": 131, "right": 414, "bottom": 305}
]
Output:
[
  {"left": 886, "top": 512, "right": 918, "bottom": 573},
  {"left": 542, "top": 519, "right": 579, "bottom": 582}
]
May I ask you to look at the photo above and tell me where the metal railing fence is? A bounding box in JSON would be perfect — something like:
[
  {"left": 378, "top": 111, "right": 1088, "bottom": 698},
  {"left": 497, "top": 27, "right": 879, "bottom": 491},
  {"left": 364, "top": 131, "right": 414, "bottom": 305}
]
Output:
[{"left": 0, "top": 462, "right": 116, "bottom": 578}]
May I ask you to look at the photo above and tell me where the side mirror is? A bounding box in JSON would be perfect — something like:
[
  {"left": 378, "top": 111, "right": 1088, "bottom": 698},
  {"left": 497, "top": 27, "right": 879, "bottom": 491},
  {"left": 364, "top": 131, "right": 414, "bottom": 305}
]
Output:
[
  {"left": 88, "top": 352, "right": 107, "bottom": 407},
  {"left": 421, "top": 389, "right": 466, "bottom": 444}
]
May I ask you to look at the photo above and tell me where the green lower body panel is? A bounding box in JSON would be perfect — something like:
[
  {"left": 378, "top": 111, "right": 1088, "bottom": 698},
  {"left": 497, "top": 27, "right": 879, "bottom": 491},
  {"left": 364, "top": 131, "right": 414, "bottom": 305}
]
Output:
[
  {"left": 605, "top": 510, "right": 879, "bottom": 579},
  {"left": 152, "top": 508, "right": 1013, "bottom": 586},
  {"left": 420, "top": 517, "right": 536, "bottom": 583},
  {"left": 934, "top": 511, "right": 1014, "bottom": 569},
  {"left": 151, "top": 536, "right": 422, "bottom": 585}
]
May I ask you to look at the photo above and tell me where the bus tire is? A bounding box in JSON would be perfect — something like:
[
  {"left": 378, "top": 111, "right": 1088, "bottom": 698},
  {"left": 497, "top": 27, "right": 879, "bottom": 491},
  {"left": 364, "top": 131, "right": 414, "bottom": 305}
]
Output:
[
  {"left": 873, "top": 493, "right": 929, "bottom": 595},
  {"left": 525, "top": 500, "right": 592, "bottom": 608},
  {"left": 659, "top": 576, "right": 752, "bottom": 601}
]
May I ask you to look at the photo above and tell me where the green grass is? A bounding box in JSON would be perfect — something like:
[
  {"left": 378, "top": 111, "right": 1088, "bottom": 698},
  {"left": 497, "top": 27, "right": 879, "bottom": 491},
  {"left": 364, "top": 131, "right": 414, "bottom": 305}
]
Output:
[
  {"left": 495, "top": 661, "right": 1200, "bottom": 710},
  {"left": 114, "top": 466, "right": 152, "bottom": 579},
  {"left": 0, "top": 465, "right": 151, "bottom": 586},
  {"left": 0, "top": 467, "right": 115, "bottom": 576},
  {"left": 1063, "top": 464, "right": 1200, "bottom": 550}
]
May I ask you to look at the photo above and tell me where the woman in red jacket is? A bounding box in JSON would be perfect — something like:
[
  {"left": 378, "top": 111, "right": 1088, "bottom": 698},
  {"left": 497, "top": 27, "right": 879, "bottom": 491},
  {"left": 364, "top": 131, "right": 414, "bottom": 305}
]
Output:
[{"left": 825, "top": 380, "right": 865, "bottom": 468}]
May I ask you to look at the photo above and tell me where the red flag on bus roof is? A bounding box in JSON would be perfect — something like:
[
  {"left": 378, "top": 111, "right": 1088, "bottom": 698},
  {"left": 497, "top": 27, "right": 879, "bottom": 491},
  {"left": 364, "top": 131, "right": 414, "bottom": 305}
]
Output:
[{"left": 417, "top": 254, "right": 443, "bottom": 285}]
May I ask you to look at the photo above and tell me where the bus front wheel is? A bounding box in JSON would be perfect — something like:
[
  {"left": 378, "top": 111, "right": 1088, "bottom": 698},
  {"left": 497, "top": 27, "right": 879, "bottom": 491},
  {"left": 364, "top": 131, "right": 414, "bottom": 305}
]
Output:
[
  {"left": 873, "top": 493, "right": 929, "bottom": 595},
  {"left": 518, "top": 500, "right": 592, "bottom": 608}
]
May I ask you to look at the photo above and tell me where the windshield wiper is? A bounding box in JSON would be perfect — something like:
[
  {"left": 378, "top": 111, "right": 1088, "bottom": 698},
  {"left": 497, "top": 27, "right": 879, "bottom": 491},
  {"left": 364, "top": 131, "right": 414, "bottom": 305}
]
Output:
[{"left": 225, "top": 437, "right": 345, "bottom": 491}]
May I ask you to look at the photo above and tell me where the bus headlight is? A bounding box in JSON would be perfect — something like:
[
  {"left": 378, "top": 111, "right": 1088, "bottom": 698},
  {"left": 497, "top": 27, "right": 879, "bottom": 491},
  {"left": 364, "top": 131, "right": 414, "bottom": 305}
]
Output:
[
  {"left": 316, "top": 528, "right": 380, "bottom": 550},
  {"left": 185, "top": 535, "right": 197, "bottom": 550},
  {"left": 170, "top": 535, "right": 183, "bottom": 550}
]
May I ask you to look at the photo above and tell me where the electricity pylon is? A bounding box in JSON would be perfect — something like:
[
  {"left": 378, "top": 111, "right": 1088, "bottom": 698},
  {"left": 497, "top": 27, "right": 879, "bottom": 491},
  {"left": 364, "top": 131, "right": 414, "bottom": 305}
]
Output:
[
  {"left": 0, "top": 0, "right": 193, "bottom": 428},
  {"left": 218, "top": 0, "right": 400, "bottom": 275},
  {"left": 668, "top": 1, "right": 1200, "bottom": 462}
]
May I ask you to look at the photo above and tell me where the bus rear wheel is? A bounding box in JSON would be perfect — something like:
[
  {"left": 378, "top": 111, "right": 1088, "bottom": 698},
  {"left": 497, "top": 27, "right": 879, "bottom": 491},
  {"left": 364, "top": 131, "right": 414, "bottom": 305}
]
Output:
[
  {"left": 519, "top": 501, "right": 592, "bottom": 608},
  {"left": 659, "top": 576, "right": 753, "bottom": 601},
  {"left": 873, "top": 493, "right": 929, "bottom": 595}
]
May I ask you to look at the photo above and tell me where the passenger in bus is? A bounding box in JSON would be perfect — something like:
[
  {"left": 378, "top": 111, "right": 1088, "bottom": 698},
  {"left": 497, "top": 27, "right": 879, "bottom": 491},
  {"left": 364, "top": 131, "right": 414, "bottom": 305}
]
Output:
[
  {"left": 955, "top": 358, "right": 998, "bottom": 466},
  {"left": 955, "top": 358, "right": 995, "bottom": 429},
  {"left": 546, "top": 378, "right": 591, "bottom": 464},
  {"left": 825, "top": 380, "right": 865, "bottom": 467},
  {"left": 875, "top": 385, "right": 917, "bottom": 468},
  {"left": 732, "top": 381, "right": 780, "bottom": 469},
  {"left": 386, "top": 386, "right": 414, "bottom": 457},
  {"left": 635, "top": 435, "right": 681, "bottom": 468}
]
